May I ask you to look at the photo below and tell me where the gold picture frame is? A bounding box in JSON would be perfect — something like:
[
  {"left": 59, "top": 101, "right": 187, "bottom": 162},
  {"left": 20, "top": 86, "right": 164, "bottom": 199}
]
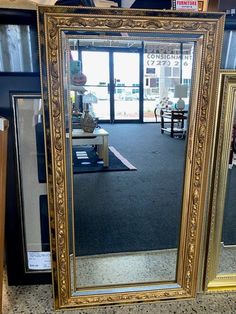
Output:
[
  {"left": 205, "top": 70, "right": 236, "bottom": 292},
  {"left": 37, "top": 5, "right": 225, "bottom": 309}
]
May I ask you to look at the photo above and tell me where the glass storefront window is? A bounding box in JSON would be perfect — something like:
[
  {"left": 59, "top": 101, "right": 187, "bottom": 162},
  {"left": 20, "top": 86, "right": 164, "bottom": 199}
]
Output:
[
  {"left": 68, "top": 38, "right": 194, "bottom": 123},
  {"left": 143, "top": 42, "right": 194, "bottom": 122}
]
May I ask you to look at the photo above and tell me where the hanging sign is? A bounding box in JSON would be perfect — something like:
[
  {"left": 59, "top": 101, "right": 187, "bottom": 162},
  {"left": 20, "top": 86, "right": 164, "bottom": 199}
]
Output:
[{"left": 174, "top": 0, "right": 199, "bottom": 11}]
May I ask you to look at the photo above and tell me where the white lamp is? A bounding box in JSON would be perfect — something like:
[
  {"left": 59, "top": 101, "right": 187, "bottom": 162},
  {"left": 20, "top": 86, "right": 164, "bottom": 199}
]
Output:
[
  {"left": 82, "top": 92, "right": 97, "bottom": 111},
  {"left": 83, "top": 92, "right": 97, "bottom": 104},
  {"left": 174, "top": 84, "right": 188, "bottom": 110}
]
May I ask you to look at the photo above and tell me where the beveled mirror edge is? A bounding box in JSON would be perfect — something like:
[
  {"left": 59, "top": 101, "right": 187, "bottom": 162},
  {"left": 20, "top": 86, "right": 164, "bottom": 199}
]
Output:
[
  {"left": 37, "top": 6, "right": 225, "bottom": 309},
  {"left": 205, "top": 70, "right": 236, "bottom": 292},
  {"left": 65, "top": 33, "right": 200, "bottom": 294}
]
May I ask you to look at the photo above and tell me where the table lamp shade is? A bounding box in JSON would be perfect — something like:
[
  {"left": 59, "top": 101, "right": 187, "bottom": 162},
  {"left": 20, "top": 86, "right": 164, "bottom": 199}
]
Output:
[
  {"left": 174, "top": 84, "right": 188, "bottom": 110},
  {"left": 83, "top": 92, "right": 98, "bottom": 104},
  {"left": 174, "top": 84, "right": 188, "bottom": 98}
]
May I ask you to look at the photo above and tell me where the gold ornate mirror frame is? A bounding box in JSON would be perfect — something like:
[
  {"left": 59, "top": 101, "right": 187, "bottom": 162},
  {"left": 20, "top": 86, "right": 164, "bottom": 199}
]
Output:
[
  {"left": 37, "top": 6, "right": 225, "bottom": 309},
  {"left": 205, "top": 70, "right": 236, "bottom": 292}
]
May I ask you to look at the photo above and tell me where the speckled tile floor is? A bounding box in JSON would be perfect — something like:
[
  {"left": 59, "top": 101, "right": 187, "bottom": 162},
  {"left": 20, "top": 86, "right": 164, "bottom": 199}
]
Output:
[
  {"left": 74, "top": 249, "right": 177, "bottom": 287},
  {"left": 219, "top": 246, "right": 236, "bottom": 274},
  {"left": 2, "top": 271, "right": 236, "bottom": 314}
]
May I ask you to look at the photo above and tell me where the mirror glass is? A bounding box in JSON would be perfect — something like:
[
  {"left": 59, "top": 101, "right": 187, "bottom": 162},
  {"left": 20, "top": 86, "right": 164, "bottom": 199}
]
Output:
[
  {"left": 13, "top": 95, "right": 51, "bottom": 272},
  {"left": 221, "top": 30, "right": 236, "bottom": 69},
  {"left": 217, "top": 93, "right": 236, "bottom": 275},
  {"left": 62, "top": 34, "right": 195, "bottom": 290}
]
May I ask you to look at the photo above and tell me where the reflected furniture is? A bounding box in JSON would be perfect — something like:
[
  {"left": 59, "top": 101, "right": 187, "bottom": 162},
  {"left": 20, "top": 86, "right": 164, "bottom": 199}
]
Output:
[
  {"left": 0, "top": 116, "right": 8, "bottom": 311},
  {"left": 71, "top": 128, "right": 109, "bottom": 167},
  {"left": 160, "top": 109, "right": 188, "bottom": 138}
]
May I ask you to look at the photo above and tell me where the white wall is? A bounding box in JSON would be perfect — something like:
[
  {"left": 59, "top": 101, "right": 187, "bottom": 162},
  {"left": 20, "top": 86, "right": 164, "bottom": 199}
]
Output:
[{"left": 121, "top": 0, "right": 136, "bottom": 8}]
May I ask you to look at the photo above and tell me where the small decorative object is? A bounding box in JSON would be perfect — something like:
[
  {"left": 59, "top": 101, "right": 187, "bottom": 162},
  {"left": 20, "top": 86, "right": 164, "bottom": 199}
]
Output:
[
  {"left": 174, "top": 84, "right": 188, "bottom": 110},
  {"left": 70, "top": 57, "right": 87, "bottom": 86},
  {"left": 80, "top": 92, "right": 98, "bottom": 133},
  {"left": 159, "top": 97, "right": 173, "bottom": 109},
  {"left": 160, "top": 97, "right": 170, "bottom": 108},
  {"left": 80, "top": 107, "right": 96, "bottom": 133}
]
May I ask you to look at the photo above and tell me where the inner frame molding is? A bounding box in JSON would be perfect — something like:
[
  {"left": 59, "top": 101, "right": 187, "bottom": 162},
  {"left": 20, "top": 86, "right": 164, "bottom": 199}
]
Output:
[{"left": 37, "top": 6, "right": 225, "bottom": 309}]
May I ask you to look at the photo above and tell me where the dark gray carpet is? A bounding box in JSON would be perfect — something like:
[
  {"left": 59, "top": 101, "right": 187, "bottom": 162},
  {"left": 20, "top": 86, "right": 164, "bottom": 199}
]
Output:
[{"left": 73, "top": 123, "right": 187, "bottom": 256}]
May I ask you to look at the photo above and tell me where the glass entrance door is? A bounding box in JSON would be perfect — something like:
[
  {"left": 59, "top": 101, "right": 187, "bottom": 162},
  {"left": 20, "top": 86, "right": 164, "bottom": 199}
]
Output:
[
  {"left": 81, "top": 51, "right": 110, "bottom": 120},
  {"left": 81, "top": 50, "right": 141, "bottom": 122},
  {"left": 113, "top": 52, "right": 140, "bottom": 121}
]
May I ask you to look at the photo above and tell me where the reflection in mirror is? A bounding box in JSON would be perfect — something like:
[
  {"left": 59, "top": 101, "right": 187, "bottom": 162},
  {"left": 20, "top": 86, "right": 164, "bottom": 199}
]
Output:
[
  {"left": 63, "top": 36, "right": 195, "bottom": 289},
  {"left": 217, "top": 94, "right": 236, "bottom": 275},
  {"left": 221, "top": 30, "right": 236, "bottom": 69},
  {"left": 12, "top": 95, "right": 51, "bottom": 272}
]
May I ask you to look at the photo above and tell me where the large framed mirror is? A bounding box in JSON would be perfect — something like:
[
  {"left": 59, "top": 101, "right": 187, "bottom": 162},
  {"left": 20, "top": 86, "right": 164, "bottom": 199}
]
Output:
[
  {"left": 205, "top": 71, "right": 236, "bottom": 291},
  {"left": 38, "top": 6, "right": 225, "bottom": 309}
]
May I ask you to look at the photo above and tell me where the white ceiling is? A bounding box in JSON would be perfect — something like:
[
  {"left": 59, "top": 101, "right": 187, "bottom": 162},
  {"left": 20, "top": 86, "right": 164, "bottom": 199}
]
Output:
[{"left": 0, "top": 0, "right": 56, "bottom": 10}]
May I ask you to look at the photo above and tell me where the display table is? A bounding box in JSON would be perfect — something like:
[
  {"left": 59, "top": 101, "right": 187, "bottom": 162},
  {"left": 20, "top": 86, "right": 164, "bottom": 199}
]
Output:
[
  {"left": 71, "top": 128, "right": 109, "bottom": 167},
  {"left": 160, "top": 109, "right": 188, "bottom": 138}
]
